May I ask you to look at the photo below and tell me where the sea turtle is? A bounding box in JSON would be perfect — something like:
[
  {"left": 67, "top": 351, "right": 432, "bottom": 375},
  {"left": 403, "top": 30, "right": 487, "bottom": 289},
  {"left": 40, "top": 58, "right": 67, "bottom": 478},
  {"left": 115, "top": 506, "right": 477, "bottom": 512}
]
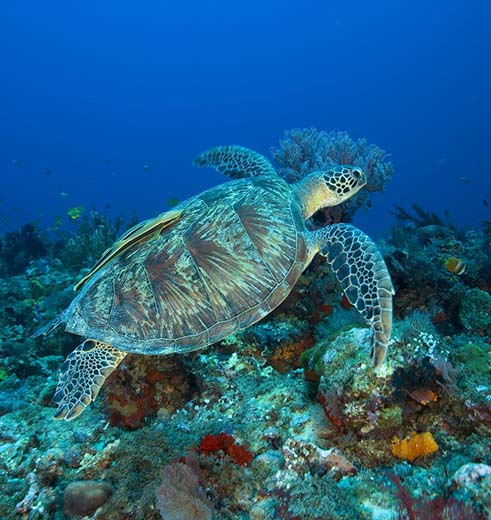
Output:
[{"left": 40, "top": 145, "right": 394, "bottom": 420}]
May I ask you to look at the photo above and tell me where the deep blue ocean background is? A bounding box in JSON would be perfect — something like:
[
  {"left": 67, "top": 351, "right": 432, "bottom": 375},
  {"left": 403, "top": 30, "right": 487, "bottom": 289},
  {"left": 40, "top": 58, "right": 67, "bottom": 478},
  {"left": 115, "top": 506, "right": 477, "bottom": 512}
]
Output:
[{"left": 1, "top": 0, "right": 490, "bottom": 238}]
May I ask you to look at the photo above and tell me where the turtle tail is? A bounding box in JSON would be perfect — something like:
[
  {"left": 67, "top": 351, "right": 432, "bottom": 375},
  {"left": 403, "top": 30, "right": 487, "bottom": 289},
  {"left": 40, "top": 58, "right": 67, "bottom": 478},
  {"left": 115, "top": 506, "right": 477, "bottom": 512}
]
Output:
[{"left": 31, "top": 312, "right": 67, "bottom": 338}]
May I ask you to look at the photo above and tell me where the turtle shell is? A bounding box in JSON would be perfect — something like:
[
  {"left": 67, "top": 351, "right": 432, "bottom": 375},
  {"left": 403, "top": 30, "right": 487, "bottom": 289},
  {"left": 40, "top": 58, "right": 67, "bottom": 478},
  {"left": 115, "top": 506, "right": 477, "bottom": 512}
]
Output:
[{"left": 64, "top": 175, "right": 308, "bottom": 354}]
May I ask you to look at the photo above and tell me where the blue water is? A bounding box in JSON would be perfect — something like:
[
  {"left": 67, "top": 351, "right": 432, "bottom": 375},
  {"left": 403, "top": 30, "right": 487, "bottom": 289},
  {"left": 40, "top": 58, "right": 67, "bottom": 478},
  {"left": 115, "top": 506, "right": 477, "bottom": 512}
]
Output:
[{"left": 1, "top": 1, "right": 490, "bottom": 237}]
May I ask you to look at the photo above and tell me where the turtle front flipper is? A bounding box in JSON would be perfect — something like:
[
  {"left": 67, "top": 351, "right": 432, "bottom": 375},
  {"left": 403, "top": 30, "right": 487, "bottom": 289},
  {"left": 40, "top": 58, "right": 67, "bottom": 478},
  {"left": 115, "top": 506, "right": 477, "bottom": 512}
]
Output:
[
  {"left": 193, "top": 145, "right": 277, "bottom": 179},
  {"left": 54, "top": 340, "right": 127, "bottom": 420},
  {"left": 309, "top": 224, "right": 394, "bottom": 367}
]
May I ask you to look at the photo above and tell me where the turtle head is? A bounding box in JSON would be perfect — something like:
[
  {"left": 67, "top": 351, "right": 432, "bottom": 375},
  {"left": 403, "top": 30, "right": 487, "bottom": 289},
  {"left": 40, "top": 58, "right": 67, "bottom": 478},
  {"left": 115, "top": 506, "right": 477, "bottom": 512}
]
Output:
[
  {"left": 319, "top": 165, "right": 366, "bottom": 206},
  {"left": 294, "top": 165, "right": 367, "bottom": 219}
]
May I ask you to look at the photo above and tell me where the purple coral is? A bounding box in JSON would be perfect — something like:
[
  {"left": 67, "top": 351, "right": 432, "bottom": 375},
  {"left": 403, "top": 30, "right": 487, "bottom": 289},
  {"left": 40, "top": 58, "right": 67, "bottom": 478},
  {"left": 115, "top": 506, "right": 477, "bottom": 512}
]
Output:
[
  {"left": 155, "top": 463, "right": 214, "bottom": 520},
  {"left": 388, "top": 473, "right": 484, "bottom": 520},
  {"left": 270, "top": 128, "right": 394, "bottom": 222}
]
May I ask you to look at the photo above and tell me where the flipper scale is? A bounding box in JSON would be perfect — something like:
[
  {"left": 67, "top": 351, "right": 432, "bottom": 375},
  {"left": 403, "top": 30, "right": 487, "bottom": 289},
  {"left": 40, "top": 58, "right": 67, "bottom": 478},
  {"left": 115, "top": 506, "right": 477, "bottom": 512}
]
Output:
[
  {"left": 193, "top": 145, "right": 276, "bottom": 179},
  {"left": 53, "top": 340, "right": 127, "bottom": 420}
]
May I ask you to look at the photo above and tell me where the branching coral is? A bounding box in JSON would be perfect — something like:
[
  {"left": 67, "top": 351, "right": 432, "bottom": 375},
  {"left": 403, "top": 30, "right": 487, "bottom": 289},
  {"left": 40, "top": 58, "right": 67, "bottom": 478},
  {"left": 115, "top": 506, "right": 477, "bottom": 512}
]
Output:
[
  {"left": 53, "top": 210, "right": 137, "bottom": 273},
  {"left": 390, "top": 203, "right": 446, "bottom": 228},
  {"left": 389, "top": 203, "right": 464, "bottom": 239},
  {"left": 0, "top": 223, "right": 48, "bottom": 276},
  {"left": 270, "top": 128, "right": 394, "bottom": 222}
]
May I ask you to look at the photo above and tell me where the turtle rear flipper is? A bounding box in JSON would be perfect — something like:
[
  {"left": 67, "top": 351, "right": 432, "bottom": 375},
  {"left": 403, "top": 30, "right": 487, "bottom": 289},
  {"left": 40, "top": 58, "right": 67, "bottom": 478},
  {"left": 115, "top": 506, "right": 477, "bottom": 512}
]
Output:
[
  {"left": 193, "top": 145, "right": 277, "bottom": 179},
  {"left": 310, "top": 223, "right": 394, "bottom": 367},
  {"left": 54, "top": 340, "right": 127, "bottom": 420}
]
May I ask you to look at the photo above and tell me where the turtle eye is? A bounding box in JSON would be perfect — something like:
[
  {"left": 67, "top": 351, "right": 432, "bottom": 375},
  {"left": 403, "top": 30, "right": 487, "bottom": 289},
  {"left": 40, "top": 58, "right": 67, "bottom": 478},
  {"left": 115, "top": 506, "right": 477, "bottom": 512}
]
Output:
[{"left": 352, "top": 168, "right": 363, "bottom": 180}]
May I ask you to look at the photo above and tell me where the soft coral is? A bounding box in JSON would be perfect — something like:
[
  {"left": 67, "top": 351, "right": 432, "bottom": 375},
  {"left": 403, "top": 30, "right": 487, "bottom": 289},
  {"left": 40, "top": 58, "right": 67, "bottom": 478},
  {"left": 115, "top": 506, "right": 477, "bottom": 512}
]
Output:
[{"left": 388, "top": 473, "right": 484, "bottom": 520}]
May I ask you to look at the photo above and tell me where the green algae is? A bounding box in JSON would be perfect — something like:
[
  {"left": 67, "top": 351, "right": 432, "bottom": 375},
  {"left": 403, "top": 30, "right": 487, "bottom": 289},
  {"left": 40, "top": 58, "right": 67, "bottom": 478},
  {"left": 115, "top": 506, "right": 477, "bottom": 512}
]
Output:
[
  {"left": 460, "top": 288, "right": 491, "bottom": 335},
  {"left": 378, "top": 405, "right": 403, "bottom": 430},
  {"left": 453, "top": 342, "right": 491, "bottom": 377},
  {"left": 0, "top": 367, "right": 8, "bottom": 382},
  {"left": 299, "top": 341, "right": 329, "bottom": 375}
]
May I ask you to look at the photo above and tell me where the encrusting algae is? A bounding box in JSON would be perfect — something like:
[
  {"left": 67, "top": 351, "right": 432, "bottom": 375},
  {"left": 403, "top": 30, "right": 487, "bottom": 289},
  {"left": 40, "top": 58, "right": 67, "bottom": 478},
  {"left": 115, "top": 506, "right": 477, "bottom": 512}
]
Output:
[{"left": 391, "top": 432, "right": 439, "bottom": 462}]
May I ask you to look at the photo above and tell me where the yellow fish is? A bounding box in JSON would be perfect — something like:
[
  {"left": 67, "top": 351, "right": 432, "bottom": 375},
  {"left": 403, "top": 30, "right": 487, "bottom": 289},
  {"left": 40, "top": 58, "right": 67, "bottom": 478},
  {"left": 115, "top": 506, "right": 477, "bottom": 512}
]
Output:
[
  {"left": 67, "top": 206, "right": 85, "bottom": 220},
  {"left": 444, "top": 257, "right": 466, "bottom": 275}
]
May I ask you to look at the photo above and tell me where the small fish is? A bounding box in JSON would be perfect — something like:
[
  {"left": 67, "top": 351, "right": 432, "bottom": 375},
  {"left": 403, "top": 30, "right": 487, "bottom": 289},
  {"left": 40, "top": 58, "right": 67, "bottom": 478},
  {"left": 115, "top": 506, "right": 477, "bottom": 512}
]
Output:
[
  {"left": 67, "top": 205, "right": 85, "bottom": 220},
  {"left": 444, "top": 256, "right": 466, "bottom": 275},
  {"left": 59, "top": 191, "right": 69, "bottom": 198},
  {"left": 168, "top": 197, "right": 180, "bottom": 208},
  {"left": 459, "top": 176, "right": 471, "bottom": 184},
  {"left": 44, "top": 169, "right": 52, "bottom": 176},
  {"left": 143, "top": 164, "right": 150, "bottom": 171},
  {"left": 12, "top": 159, "right": 23, "bottom": 167},
  {"left": 484, "top": 199, "right": 489, "bottom": 207},
  {"left": 104, "top": 159, "right": 111, "bottom": 165}
]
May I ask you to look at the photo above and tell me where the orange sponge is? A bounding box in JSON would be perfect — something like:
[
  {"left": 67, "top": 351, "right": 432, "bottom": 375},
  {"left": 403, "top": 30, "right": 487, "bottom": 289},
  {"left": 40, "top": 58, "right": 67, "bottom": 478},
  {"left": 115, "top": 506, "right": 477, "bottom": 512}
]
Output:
[{"left": 391, "top": 432, "right": 438, "bottom": 462}]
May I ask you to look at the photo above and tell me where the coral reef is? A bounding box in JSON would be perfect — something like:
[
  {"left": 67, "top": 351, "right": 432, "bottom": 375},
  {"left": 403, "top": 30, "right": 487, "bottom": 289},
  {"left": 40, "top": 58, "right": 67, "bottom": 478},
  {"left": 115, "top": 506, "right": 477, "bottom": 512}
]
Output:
[
  {"left": 270, "top": 128, "right": 394, "bottom": 223},
  {"left": 53, "top": 210, "right": 137, "bottom": 274},
  {"left": 451, "top": 463, "right": 491, "bottom": 518},
  {"left": 1, "top": 195, "right": 491, "bottom": 518},
  {"left": 389, "top": 472, "right": 484, "bottom": 520},
  {"left": 104, "top": 355, "right": 195, "bottom": 429},
  {"left": 199, "top": 432, "right": 254, "bottom": 466},
  {"left": 384, "top": 207, "right": 491, "bottom": 327},
  {"left": 460, "top": 288, "right": 491, "bottom": 335},
  {"left": 0, "top": 223, "right": 48, "bottom": 277}
]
